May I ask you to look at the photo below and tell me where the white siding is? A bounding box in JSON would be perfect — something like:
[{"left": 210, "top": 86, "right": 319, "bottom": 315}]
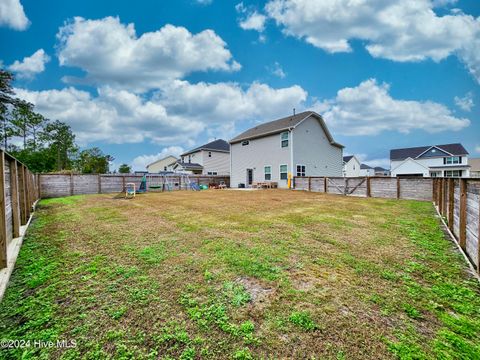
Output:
[
  {"left": 343, "top": 157, "right": 361, "bottom": 177},
  {"left": 181, "top": 151, "right": 203, "bottom": 166},
  {"left": 231, "top": 133, "right": 291, "bottom": 188},
  {"left": 201, "top": 150, "right": 230, "bottom": 175},
  {"left": 147, "top": 156, "right": 178, "bottom": 173},
  {"left": 359, "top": 168, "right": 375, "bottom": 177},
  {"left": 391, "top": 159, "right": 429, "bottom": 177},
  {"left": 292, "top": 116, "right": 343, "bottom": 177}
]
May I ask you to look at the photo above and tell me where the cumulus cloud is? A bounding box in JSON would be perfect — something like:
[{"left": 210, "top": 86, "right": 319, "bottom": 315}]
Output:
[
  {"left": 56, "top": 16, "right": 241, "bottom": 90},
  {"left": 236, "top": 2, "right": 267, "bottom": 32},
  {"left": 8, "top": 49, "right": 50, "bottom": 79},
  {"left": 315, "top": 79, "right": 470, "bottom": 136},
  {"left": 454, "top": 92, "right": 474, "bottom": 111},
  {"left": 132, "top": 146, "right": 184, "bottom": 171},
  {"left": 14, "top": 80, "right": 307, "bottom": 145},
  {"left": 0, "top": 0, "right": 29, "bottom": 30},
  {"left": 476, "top": 145, "right": 480, "bottom": 153},
  {"left": 268, "top": 62, "right": 286, "bottom": 78},
  {"left": 265, "top": 0, "right": 480, "bottom": 83},
  {"left": 195, "top": 0, "right": 213, "bottom": 5}
]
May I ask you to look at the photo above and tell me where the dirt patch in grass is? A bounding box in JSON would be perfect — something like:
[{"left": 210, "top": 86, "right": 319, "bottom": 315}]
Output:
[{"left": 1, "top": 190, "right": 479, "bottom": 359}]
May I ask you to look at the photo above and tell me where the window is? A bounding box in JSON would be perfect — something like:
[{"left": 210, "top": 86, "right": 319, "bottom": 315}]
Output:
[
  {"left": 445, "top": 170, "right": 462, "bottom": 177},
  {"left": 430, "top": 171, "right": 441, "bottom": 177},
  {"left": 444, "top": 156, "right": 461, "bottom": 164},
  {"left": 207, "top": 171, "right": 218, "bottom": 175},
  {"left": 208, "top": 152, "right": 212, "bottom": 157},
  {"left": 264, "top": 166, "right": 272, "bottom": 181},
  {"left": 281, "top": 132, "right": 289, "bottom": 148},
  {"left": 241, "top": 140, "right": 249, "bottom": 146},
  {"left": 280, "top": 164, "right": 288, "bottom": 180},
  {"left": 296, "top": 165, "right": 306, "bottom": 177},
  {"left": 188, "top": 155, "right": 191, "bottom": 163},
  {"left": 164, "top": 166, "right": 167, "bottom": 171}
]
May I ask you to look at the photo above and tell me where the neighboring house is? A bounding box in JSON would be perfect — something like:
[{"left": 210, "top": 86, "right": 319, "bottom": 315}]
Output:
[
  {"left": 374, "top": 167, "right": 390, "bottom": 176},
  {"left": 176, "top": 139, "right": 230, "bottom": 175},
  {"left": 469, "top": 158, "right": 480, "bottom": 178},
  {"left": 146, "top": 155, "right": 178, "bottom": 173},
  {"left": 359, "top": 164, "right": 375, "bottom": 177},
  {"left": 229, "top": 111, "right": 343, "bottom": 188},
  {"left": 390, "top": 143, "right": 470, "bottom": 178},
  {"left": 343, "top": 155, "right": 362, "bottom": 177}
]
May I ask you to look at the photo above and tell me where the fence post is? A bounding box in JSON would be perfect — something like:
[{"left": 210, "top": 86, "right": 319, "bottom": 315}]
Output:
[
  {"left": 18, "top": 166, "right": 26, "bottom": 225},
  {"left": 37, "top": 174, "right": 41, "bottom": 199},
  {"left": 396, "top": 177, "right": 400, "bottom": 199},
  {"left": 122, "top": 176, "right": 126, "bottom": 191},
  {"left": 439, "top": 178, "right": 444, "bottom": 215},
  {"left": 366, "top": 177, "right": 371, "bottom": 197},
  {"left": 69, "top": 173, "right": 74, "bottom": 196},
  {"left": 24, "top": 166, "right": 31, "bottom": 220},
  {"left": 448, "top": 178, "right": 454, "bottom": 232},
  {"left": 10, "top": 160, "right": 20, "bottom": 238},
  {"left": 0, "top": 151, "right": 7, "bottom": 268},
  {"left": 324, "top": 177, "right": 328, "bottom": 193},
  {"left": 308, "top": 177, "right": 311, "bottom": 192},
  {"left": 432, "top": 179, "right": 437, "bottom": 205},
  {"left": 98, "top": 174, "right": 101, "bottom": 194},
  {"left": 477, "top": 190, "right": 480, "bottom": 275},
  {"left": 459, "top": 178, "right": 467, "bottom": 250}
]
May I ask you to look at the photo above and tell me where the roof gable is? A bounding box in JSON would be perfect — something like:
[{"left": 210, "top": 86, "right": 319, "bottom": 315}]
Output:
[
  {"left": 390, "top": 143, "right": 468, "bottom": 160},
  {"left": 146, "top": 155, "right": 178, "bottom": 168},
  {"left": 230, "top": 111, "right": 343, "bottom": 148},
  {"left": 391, "top": 157, "right": 429, "bottom": 173},
  {"left": 182, "top": 139, "right": 230, "bottom": 156},
  {"left": 416, "top": 146, "right": 451, "bottom": 159}
]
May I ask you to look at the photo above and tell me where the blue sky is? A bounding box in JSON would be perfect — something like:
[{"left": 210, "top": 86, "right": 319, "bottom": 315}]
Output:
[{"left": 1, "top": 0, "right": 479, "bottom": 170}]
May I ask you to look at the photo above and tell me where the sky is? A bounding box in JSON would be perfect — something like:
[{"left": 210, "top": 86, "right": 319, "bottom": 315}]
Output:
[{"left": 1, "top": 0, "right": 479, "bottom": 171}]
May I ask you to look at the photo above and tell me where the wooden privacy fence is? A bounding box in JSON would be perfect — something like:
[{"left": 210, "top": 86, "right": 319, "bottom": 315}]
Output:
[
  {"left": 293, "top": 176, "right": 433, "bottom": 201},
  {"left": 0, "top": 150, "right": 39, "bottom": 270},
  {"left": 38, "top": 174, "right": 230, "bottom": 198},
  {"left": 433, "top": 178, "right": 480, "bottom": 274}
]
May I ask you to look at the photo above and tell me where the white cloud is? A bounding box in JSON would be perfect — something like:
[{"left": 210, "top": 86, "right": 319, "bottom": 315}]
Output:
[
  {"left": 195, "top": 0, "right": 213, "bottom": 5},
  {"left": 475, "top": 145, "right": 480, "bottom": 153},
  {"left": 0, "top": 0, "right": 29, "bottom": 30},
  {"left": 265, "top": 0, "right": 480, "bottom": 83},
  {"left": 132, "top": 146, "right": 184, "bottom": 171},
  {"left": 14, "top": 80, "right": 307, "bottom": 146},
  {"left": 315, "top": 79, "right": 470, "bottom": 136},
  {"left": 56, "top": 16, "right": 241, "bottom": 91},
  {"left": 454, "top": 92, "right": 474, "bottom": 111},
  {"left": 268, "top": 62, "right": 286, "bottom": 78},
  {"left": 8, "top": 49, "right": 50, "bottom": 79},
  {"left": 236, "top": 2, "right": 267, "bottom": 32}
]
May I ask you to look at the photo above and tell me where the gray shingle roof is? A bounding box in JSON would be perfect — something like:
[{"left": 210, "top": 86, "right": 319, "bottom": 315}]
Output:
[
  {"left": 181, "top": 139, "right": 230, "bottom": 156},
  {"left": 390, "top": 143, "right": 468, "bottom": 161},
  {"left": 343, "top": 155, "right": 354, "bottom": 162},
  {"left": 374, "top": 167, "right": 388, "bottom": 172},
  {"left": 229, "top": 111, "right": 343, "bottom": 148},
  {"left": 360, "top": 164, "right": 373, "bottom": 169},
  {"left": 173, "top": 161, "right": 203, "bottom": 170}
]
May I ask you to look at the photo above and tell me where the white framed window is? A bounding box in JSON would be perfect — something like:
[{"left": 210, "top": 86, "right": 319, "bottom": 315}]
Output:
[
  {"left": 296, "top": 164, "right": 306, "bottom": 177},
  {"left": 241, "top": 140, "right": 249, "bottom": 146},
  {"left": 164, "top": 166, "right": 167, "bottom": 171},
  {"left": 207, "top": 171, "right": 218, "bottom": 175},
  {"left": 280, "top": 164, "right": 288, "bottom": 180},
  {"left": 264, "top": 166, "right": 272, "bottom": 181},
  {"left": 280, "top": 131, "right": 289, "bottom": 148},
  {"left": 444, "top": 156, "right": 461, "bottom": 164},
  {"left": 430, "top": 171, "right": 441, "bottom": 177},
  {"left": 445, "top": 170, "right": 462, "bottom": 177},
  {"left": 208, "top": 151, "right": 212, "bottom": 157}
]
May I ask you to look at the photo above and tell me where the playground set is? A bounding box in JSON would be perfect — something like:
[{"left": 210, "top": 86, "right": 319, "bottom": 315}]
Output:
[{"left": 124, "top": 174, "right": 206, "bottom": 199}]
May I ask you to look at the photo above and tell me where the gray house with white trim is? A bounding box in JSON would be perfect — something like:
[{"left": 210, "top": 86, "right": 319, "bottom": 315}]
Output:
[{"left": 229, "top": 111, "right": 343, "bottom": 188}]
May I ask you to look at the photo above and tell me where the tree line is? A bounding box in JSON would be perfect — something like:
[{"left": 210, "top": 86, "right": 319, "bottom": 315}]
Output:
[{"left": 0, "top": 69, "right": 131, "bottom": 174}]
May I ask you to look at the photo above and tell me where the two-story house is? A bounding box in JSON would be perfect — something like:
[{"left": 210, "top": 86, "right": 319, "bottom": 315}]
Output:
[
  {"left": 359, "top": 164, "right": 375, "bottom": 177},
  {"left": 229, "top": 111, "right": 343, "bottom": 188},
  {"left": 343, "top": 155, "right": 361, "bottom": 177},
  {"left": 172, "top": 139, "right": 230, "bottom": 175},
  {"left": 390, "top": 143, "right": 470, "bottom": 178},
  {"left": 146, "top": 155, "right": 178, "bottom": 173}
]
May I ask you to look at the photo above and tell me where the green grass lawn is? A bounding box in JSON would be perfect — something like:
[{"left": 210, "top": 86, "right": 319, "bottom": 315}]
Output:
[{"left": 1, "top": 190, "right": 479, "bottom": 359}]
